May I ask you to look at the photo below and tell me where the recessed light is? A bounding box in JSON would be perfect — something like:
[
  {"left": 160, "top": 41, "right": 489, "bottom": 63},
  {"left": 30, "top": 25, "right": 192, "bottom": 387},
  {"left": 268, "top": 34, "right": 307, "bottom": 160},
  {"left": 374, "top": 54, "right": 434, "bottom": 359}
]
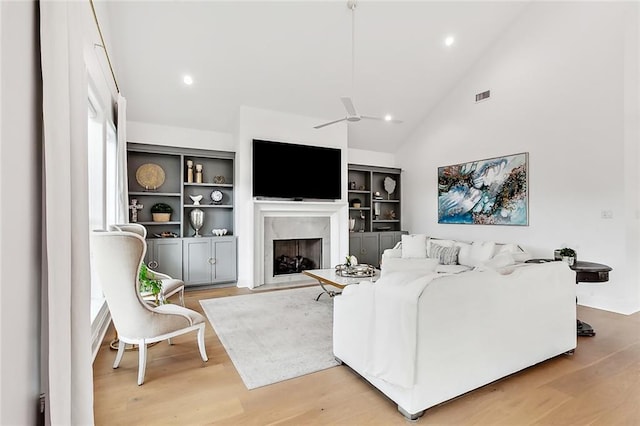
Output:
[
  {"left": 183, "top": 75, "right": 194, "bottom": 85},
  {"left": 384, "top": 114, "right": 393, "bottom": 121},
  {"left": 444, "top": 36, "right": 455, "bottom": 47}
]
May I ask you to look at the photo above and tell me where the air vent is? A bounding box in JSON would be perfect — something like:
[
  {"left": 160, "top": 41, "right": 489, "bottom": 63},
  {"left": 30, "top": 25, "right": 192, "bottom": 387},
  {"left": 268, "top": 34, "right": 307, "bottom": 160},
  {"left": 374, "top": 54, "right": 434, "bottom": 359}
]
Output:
[{"left": 475, "top": 90, "right": 491, "bottom": 102}]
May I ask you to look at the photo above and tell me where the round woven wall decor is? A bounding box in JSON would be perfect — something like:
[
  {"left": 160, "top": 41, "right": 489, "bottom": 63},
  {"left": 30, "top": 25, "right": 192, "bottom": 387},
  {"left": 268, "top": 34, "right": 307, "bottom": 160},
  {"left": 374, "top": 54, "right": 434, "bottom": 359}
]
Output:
[{"left": 135, "top": 163, "right": 165, "bottom": 190}]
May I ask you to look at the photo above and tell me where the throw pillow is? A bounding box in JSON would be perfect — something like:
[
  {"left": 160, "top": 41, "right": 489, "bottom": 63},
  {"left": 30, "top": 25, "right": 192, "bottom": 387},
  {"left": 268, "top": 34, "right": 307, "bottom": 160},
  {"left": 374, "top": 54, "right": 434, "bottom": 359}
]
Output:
[
  {"left": 401, "top": 234, "right": 429, "bottom": 258},
  {"left": 429, "top": 244, "right": 460, "bottom": 265},
  {"left": 427, "top": 239, "right": 455, "bottom": 257}
]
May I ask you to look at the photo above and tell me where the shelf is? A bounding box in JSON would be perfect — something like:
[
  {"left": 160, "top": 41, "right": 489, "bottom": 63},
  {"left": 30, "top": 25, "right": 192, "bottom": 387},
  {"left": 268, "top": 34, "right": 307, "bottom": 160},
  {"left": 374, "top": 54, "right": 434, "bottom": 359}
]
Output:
[
  {"left": 372, "top": 199, "right": 399, "bottom": 203},
  {"left": 184, "top": 182, "right": 233, "bottom": 188},
  {"left": 183, "top": 204, "right": 233, "bottom": 209},
  {"left": 129, "top": 191, "right": 181, "bottom": 197},
  {"left": 137, "top": 221, "right": 181, "bottom": 226},
  {"left": 349, "top": 207, "right": 370, "bottom": 210},
  {"left": 373, "top": 219, "right": 400, "bottom": 223},
  {"left": 348, "top": 189, "right": 370, "bottom": 194}
]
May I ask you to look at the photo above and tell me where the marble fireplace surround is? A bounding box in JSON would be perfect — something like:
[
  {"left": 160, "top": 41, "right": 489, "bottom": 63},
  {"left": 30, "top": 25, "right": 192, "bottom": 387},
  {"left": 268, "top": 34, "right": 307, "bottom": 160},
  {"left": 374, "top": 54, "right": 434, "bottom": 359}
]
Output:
[{"left": 254, "top": 200, "right": 345, "bottom": 286}]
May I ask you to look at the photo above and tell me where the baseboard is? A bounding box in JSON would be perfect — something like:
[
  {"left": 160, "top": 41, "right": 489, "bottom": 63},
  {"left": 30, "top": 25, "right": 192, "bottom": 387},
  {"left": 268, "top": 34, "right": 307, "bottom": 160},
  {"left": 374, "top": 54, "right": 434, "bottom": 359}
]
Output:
[{"left": 91, "top": 301, "right": 112, "bottom": 362}]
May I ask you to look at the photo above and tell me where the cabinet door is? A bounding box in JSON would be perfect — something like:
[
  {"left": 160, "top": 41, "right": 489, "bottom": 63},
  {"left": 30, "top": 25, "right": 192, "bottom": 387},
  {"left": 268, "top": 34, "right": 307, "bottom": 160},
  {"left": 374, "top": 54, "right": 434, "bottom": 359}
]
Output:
[
  {"left": 211, "top": 237, "right": 237, "bottom": 283},
  {"left": 153, "top": 239, "right": 183, "bottom": 280},
  {"left": 378, "top": 232, "right": 405, "bottom": 265},
  {"left": 349, "top": 233, "right": 380, "bottom": 267},
  {"left": 182, "top": 238, "right": 213, "bottom": 285},
  {"left": 379, "top": 232, "right": 399, "bottom": 254}
]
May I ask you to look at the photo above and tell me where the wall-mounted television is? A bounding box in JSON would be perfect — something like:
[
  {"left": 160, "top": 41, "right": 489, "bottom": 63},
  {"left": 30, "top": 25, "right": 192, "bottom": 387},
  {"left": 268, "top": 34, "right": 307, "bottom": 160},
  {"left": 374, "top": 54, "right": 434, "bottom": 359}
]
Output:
[{"left": 252, "top": 139, "right": 342, "bottom": 201}]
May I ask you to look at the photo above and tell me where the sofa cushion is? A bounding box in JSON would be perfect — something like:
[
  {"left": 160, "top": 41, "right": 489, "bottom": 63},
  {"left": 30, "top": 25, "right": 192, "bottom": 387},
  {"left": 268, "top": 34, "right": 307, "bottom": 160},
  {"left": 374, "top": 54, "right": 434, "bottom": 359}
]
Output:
[
  {"left": 401, "top": 234, "right": 429, "bottom": 258},
  {"left": 457, "top": 241, "right": 496, "bottom": 267},
  {"left": 381, "top": 257, "right": 439, "bottom": 276},
  {"left": 496, "top": 243, "right": 532, "bottom": 262},
  {"left": 429, "top": 244, "right": 460, "bottom": 265}
]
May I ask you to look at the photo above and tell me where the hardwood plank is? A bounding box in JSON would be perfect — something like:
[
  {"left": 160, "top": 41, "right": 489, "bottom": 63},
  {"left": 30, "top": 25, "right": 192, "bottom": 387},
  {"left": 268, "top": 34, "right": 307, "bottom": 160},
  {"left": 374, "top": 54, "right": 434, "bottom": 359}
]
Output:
[{"left": 93, "top": 288, "right": 640, "bottom": 425}]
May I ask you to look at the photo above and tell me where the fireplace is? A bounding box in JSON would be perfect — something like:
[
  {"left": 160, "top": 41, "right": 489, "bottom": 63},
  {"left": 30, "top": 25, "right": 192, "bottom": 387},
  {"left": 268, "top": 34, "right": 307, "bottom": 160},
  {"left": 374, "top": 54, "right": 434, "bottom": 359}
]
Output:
[
  {"left": 273, "top": 238, "right": 322, "bottom": 275},
  {"left": 253, "top": 200, "right": 348, "bottom": 287}
]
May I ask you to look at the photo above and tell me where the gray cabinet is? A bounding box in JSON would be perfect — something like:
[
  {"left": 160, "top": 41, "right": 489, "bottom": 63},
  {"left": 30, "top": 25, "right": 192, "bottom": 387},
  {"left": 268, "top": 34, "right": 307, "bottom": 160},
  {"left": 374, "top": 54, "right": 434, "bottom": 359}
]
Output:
[
  {"left": 182, "top": 236, "right": 237, "bottom": 286},
  {"left": 349, "top": 231, "right": 405, "bottom": 268},
  {"left": 127, "top": 143, "right": 237, "bottom": 287},
  {"left": 349, "top": 232, "right": 382, "bottom": 267},
  {"left": 379, "top": 231, "right": 403, "bottom": 254},
  {"left": 145, "top": 238, "right": 183, "bottom": 280},
  {"left": 348, "top": 164, "right": 402, "bottom": 233},
  {"left": 348, "top": 163, "right": 404, "bottom": 268}
]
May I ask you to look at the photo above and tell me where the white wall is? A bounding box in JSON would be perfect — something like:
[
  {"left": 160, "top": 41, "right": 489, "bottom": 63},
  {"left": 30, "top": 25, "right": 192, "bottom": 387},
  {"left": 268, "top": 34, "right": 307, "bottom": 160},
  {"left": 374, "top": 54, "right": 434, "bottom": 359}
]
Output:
[
  {"left": 127, "top": 120, "right": 234, "bottom": 151},
  {"left": 397, "top": 2, "right": 640, "bottom": 314},
  {"left": 0, "top": 1, "right": 42, "bottom": 423}
]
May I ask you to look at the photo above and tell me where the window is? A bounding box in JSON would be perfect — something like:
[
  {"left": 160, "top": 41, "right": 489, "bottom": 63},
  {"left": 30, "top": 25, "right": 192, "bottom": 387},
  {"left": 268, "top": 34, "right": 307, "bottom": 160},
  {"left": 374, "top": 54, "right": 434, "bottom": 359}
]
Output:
[{"left": 88, "top": 86, "right": 118, "bottom": 322}]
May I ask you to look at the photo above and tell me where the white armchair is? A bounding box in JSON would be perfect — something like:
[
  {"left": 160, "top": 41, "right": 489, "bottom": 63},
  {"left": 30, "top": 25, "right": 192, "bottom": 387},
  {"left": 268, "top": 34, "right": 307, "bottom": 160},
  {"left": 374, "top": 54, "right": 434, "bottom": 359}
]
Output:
[
  {"left": 109, "top": 223, "right": 185, "bottom": 306},
  {"left": 91, "top": 230, "right": 208, "bottom": 385}
]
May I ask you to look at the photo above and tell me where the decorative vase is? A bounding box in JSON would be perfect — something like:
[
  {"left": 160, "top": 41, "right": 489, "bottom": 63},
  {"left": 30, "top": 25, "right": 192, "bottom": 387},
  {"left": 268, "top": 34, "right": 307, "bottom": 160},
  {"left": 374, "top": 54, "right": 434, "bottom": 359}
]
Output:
[
  {"left": 189, "top": 194, "right": 203, "bottom": 205},
  {"left": 349, "top": 218, "right": 356, "bottom": 232},
  {"left": 189, "top": 208, "right": 204, "bottom": 237}
]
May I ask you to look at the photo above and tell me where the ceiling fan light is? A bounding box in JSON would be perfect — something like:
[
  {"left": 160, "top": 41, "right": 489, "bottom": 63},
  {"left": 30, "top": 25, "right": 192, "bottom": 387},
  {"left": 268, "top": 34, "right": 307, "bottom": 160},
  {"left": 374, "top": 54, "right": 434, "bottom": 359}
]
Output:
[
  {"left": 183, "top": 75, "right": 194, "bottom": 85},
  {"left": 444, "top": 36, "right": 455, "bottom": 47},
  {"left": 384, "top": 114, "right": 392, "bottom": 121}
]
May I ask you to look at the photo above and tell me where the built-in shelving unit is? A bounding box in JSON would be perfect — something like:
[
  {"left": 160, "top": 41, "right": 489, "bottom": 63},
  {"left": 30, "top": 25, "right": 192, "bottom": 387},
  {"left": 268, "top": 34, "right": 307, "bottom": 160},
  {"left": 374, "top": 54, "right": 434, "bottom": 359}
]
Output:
[
  {"left": 347, "top": 164, "right": 404, "bottom": 267},
  {"left": 126, "top": 143, "right": 237, "bottom": 286}
]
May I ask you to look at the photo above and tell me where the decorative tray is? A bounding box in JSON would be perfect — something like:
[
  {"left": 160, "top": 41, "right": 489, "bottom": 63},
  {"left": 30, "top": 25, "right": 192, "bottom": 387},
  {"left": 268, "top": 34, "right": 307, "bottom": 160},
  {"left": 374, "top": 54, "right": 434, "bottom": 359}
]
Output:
[
  {"left": 334, "top": 264, "right": 376, "bottom": 277},
  {"left": 136, "top": 163, "right": 165, "bottom": 190}
]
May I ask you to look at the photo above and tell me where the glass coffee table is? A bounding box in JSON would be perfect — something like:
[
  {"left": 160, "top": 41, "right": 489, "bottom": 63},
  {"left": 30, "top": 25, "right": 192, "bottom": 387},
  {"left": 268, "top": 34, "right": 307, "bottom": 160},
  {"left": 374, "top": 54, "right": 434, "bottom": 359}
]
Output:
[{"left": 303, "top": 267, "right": 380, "bottom": 300}]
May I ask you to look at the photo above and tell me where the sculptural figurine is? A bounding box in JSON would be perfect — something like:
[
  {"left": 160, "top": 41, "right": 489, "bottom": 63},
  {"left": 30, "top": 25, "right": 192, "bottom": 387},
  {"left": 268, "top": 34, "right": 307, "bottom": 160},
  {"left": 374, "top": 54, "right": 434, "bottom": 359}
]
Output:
[
  {"left": 129, "top": 198, "right": 143, "bottom": 223},
  {"left": 195, "top": 164, "right": 203, "bottom": 183},
  {"left": 189, "top": 194, "right": 203, "bottom": 206},
  {"left": 186, "top": 160, "right": 193, "bottom": 183}
]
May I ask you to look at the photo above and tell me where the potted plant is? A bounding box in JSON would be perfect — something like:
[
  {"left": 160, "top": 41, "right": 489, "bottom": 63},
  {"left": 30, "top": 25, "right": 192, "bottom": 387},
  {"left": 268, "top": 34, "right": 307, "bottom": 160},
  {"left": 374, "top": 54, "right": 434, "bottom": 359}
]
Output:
[
  {"left": 351, "top": 198, "right": 362, "bottom": 208},
  {"left": 138, "top": 263, "right": 164, "bottom": 305},
  {"left": 559, "top": 248, "right": 576, "bottom": 266},
  {"left": 150, "top": 202, "right": 173, "bottom": 222}
]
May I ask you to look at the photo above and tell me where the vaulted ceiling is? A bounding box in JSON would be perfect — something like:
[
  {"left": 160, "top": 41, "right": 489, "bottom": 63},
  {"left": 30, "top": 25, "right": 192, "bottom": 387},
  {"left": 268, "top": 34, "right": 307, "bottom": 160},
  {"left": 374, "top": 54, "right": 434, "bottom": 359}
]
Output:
[{"left": 104, "top": 1, "right": 530, "bottom": 153}]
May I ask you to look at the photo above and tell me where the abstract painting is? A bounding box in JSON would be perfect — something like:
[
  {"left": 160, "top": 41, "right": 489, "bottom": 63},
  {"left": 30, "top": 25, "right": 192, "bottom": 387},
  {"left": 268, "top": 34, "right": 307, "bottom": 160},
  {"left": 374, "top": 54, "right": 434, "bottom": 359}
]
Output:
[{"left": 438, "top": 152, "right": 528, "bottom": 225}]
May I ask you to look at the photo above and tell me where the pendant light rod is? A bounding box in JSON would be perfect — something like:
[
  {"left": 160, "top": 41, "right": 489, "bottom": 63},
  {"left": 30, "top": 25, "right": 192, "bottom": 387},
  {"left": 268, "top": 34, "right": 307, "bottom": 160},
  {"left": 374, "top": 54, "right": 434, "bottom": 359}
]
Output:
[{"left": 348, "top": 0, "right": 357, "bottom": 95}]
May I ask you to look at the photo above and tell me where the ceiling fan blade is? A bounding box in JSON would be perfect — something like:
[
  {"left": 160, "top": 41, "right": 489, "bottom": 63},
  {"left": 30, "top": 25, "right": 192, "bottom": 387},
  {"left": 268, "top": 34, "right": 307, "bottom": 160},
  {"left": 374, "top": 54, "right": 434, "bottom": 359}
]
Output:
[
  {"left": 314, "top": 117, "right": 348, "bottom": 129},
  {"left": 340, "top": 97, "right": 358, "bottom": 116},
  {"left": 361, "top": 115, "right": 403, "bottom": 124}
]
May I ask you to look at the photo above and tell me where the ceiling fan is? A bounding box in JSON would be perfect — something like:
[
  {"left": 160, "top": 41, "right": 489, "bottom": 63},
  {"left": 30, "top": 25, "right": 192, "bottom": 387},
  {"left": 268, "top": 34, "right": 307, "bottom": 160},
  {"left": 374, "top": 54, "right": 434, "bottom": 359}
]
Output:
[{"left": 314, "top": 0, "right": 403, "bottom": 130}]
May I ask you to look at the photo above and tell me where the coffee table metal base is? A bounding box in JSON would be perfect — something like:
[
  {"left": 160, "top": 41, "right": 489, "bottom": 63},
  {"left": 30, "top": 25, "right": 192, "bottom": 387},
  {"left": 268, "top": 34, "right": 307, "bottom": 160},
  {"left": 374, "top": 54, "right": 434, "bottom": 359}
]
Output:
[{"left": 302, "top": 268, "right": 379, "bottom": 300}]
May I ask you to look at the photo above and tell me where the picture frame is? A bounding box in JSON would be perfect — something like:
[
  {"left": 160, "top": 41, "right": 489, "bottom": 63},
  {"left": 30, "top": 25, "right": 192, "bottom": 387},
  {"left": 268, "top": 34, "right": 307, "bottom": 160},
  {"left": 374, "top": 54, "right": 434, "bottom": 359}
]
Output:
[{"left": 437, "top": 152, "right": 529, "bottom": 226}]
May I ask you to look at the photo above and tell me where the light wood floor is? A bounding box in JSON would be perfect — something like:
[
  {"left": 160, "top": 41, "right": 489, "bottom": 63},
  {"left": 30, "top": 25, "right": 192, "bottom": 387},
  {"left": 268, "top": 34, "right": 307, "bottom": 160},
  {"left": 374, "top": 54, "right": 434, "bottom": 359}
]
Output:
[{"left": 93, "top": 285, "right": 640, "bottom": 425}]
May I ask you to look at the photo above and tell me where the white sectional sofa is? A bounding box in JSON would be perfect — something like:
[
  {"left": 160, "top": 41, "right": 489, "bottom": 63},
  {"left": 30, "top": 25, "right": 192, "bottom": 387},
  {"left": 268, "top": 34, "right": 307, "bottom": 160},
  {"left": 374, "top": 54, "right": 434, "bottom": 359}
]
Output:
[{"left": 333, "top": 235, "right": 577, "bottom": 420}]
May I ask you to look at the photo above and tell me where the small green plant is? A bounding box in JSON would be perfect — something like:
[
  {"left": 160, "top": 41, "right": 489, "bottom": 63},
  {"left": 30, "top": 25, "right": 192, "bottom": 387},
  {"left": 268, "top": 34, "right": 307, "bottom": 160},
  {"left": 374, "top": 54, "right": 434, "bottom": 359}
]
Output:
[
  {"left": 559, "top": 248, "right": 576, "bottom": 258},
  {"left": 345, "top": 255, "right": 358, "bottom": 267},
  {"left": 139, "top": 263, "right": 163, "bottom": 304},
  {"left": 150, "top": 203, "right": 173, "bottom": 214}
]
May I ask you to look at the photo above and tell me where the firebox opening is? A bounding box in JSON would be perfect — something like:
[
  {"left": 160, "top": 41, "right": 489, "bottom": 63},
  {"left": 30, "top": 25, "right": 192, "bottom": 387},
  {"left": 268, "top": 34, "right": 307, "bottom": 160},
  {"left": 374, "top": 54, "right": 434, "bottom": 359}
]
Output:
[{"left": 273, "top": 238, "right": 322, "bottom": 276}]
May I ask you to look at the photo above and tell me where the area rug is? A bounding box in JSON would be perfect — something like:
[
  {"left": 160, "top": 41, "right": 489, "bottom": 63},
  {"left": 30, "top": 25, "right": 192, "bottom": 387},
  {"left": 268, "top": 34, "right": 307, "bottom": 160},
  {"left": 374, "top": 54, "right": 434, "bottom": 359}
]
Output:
[{"left": 199, "top": 286, "right": 338, "bottom": 389}]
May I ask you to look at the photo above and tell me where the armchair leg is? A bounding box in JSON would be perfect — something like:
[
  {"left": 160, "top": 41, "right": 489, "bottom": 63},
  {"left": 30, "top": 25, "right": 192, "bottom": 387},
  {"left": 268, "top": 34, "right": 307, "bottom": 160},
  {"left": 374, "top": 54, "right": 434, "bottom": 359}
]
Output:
[
  {"left": 179, "top": 287, "right": 185, "bottom": 306},
  {"left": 113, "top": 339, "right": 125, "bottom": 368},
  {"left": 197, "top": 325, "right": 208, "bottom": 362},
  {"left": 137, "top": 341, "right": 147, "bottom": 385}
]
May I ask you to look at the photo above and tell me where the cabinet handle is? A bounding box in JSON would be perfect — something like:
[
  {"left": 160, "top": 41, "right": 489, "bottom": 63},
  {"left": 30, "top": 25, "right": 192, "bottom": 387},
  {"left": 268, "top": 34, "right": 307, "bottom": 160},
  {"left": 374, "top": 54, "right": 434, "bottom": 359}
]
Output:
[
  {"left": 148, "top": 260, "right": 159, "bottom": 269},
  {"left": 361, "top": 249, "right": 367, "bottom": 254},
  {"left": 208, "top": 257, "right": 216, "bottom": 265}
]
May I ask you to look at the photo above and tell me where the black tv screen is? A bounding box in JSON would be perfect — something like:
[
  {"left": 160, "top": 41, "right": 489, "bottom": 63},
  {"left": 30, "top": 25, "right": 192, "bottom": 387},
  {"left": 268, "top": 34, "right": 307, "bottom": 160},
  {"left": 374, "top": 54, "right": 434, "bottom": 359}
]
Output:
[{"left": 252, "top": 139, "right": 342, "bottom": 200}]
